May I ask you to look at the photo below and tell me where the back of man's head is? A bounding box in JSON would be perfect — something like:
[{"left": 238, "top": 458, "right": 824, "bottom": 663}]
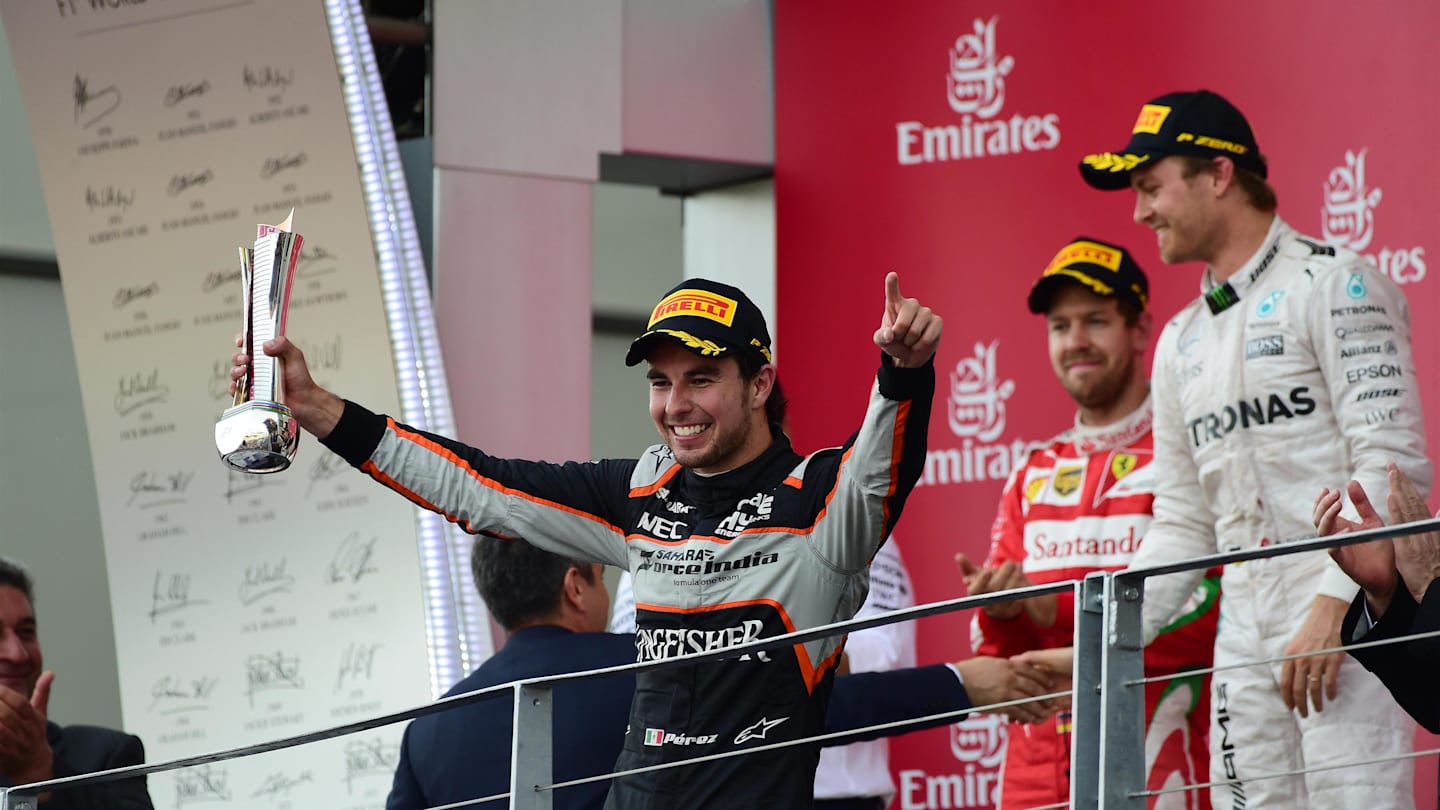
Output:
[
  {"left": 471, "top": 538, "right": 594, "bottom": 631},
  {"left": 0, "top": 557, "right": 36, "bottom": 607}
]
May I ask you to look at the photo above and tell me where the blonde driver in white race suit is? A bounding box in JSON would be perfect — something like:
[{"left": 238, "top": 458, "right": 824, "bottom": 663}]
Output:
[{"left": 1081, "top": 89, "right": 1431, "bottom": 808}]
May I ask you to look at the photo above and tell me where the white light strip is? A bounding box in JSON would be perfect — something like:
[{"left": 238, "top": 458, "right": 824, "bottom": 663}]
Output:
[{"left": 323, "top": 0, "right": 490, "bottom": 695}]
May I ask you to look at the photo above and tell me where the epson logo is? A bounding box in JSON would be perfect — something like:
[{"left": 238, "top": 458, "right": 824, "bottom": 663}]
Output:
[
  {"left": 1345, "top": 364, "right": 1403, "bottom": 384},
  {"left": 1245, "top": 335, "right": 1283, "bottom": 359},
  {"left": 1356, "top": 388, "right": 1402, "bottom": 402}
]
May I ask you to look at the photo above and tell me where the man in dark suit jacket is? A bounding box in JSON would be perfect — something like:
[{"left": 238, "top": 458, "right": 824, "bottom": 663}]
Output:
[
  {"left": 387, "top": 539, "right": 1056, "bottom": 810},
  {"left": 0, "top": 557, "right": 153, "bottom": 809},
  {"left": 1316, "top": 465, "right": 1440, "bottom": 733}
]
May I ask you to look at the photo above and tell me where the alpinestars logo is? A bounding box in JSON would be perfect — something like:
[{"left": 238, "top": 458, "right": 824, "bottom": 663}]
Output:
[
  {"left": 1321, "top": 148, "right": 1426, "bottom": 284},
  {"left": 897, "top": 16, "right": 1061, "bottom": 166},
  {"left": 733, "top": 716, "right": 788, "bottom": 744},
  {"left": 919, "top": 341, "right": 1036, "bottom": 487}
]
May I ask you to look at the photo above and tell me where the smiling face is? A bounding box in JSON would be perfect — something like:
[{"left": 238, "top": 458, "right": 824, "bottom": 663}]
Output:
[
  {"left": 0, "top": 585, "right": 41, "bottom": 698},
  {"left": 1046, "top": 284, "right": 1147, "bottom": 413},
  {"left": 645, "top": 342, "right": 774, "bottom": 474},
  {"left": 1130, "top": 156, "right": 1222, "bottom": 265}
]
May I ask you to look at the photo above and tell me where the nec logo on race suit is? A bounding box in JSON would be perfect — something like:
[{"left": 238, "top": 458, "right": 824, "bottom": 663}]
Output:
[
  {"left": 715, "top": 492, "right": 774, "bottom": 538},
  {"left": 896, "top": 16, "right": 1061, "bottom": 166},
  {"left": 920, "top": 341, "right": 1039, "bottom": 488},
  {"left": 637, "top": 512, "right": 688, "bottom": 540},
  {"left": 1320, "top": 147, "right": 1426, "bottom": 284},
  {"left": 634, "top": 620, "right": 772, "bottom": 662},
  {"left": 1187, "top": 387, "right": 1317, "bottom": 448}
]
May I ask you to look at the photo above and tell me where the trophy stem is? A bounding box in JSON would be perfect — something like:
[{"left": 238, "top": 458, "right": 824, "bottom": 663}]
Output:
[{"left": 218, "top": 212, "right": 303, "bottom": 474}]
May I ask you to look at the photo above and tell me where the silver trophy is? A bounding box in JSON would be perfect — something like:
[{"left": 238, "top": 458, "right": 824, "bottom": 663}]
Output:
[{"left": 215, "top": 210, "right": 302, "bottom": 473}]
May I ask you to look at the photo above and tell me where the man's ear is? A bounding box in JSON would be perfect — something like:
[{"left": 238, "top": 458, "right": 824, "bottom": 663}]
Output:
[
  {"left": 751, "top": 365, "right": 776, "bottom": 409},
  {"left": 560, "top": 566, "right": 586, "bottom": 610},
  {"left": 1132, "top": 310, "right": 1154, "bottom": 355},
  {"left": 1210, "top": 156, "right": 1239, "bottom": 198}
]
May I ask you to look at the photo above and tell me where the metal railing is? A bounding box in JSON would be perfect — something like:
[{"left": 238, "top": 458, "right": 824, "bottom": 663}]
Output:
[{"left": 5, "top": 516, "right": 1439, "bottom": 810}]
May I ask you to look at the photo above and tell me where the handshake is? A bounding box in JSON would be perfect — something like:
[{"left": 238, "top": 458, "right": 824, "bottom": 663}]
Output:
[{"left": 952, "top": 553, "right": 1071, "bottom": 725}]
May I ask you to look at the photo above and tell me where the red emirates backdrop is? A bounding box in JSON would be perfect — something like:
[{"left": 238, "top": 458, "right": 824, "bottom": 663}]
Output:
[{"left": 775, "top": 2, "right": 1440, "bottom": 808}]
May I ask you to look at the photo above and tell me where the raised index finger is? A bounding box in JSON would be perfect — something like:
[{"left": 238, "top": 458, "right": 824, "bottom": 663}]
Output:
[{"left": 884, "top": 272, "right": 904, "bottom": 316}]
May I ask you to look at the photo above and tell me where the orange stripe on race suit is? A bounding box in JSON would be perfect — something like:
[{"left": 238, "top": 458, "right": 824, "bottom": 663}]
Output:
[
  {"left": 377, "top": 419, "right": 624, "bottom": 536},
  {"left": 626, "top": 532, "right": 735, "bottom": 546},
  {"left": 881, "top": 400, "right": 910, "bottom": 529},
  {"left": 629, "top": 464, "right": 683, "bottom": 498}
]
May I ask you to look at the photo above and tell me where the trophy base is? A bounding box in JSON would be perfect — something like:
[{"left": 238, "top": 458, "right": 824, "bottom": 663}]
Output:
[{"left": 216, "top": 400, "right": 300, "bottom": 474}]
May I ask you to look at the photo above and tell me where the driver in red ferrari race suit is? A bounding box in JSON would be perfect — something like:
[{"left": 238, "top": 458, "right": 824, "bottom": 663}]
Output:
[{"left": 962, "top": 238, "right": 1220, "bottom": 810}]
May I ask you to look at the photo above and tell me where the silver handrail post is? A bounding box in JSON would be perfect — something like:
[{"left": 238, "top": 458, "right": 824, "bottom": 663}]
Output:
[
  {"left": 511, "top": 682, "right": 554, "bottom": 810},
  {"left": 1, "top": 788, "right": 39, "bottom": 810},
  {"left": 1098, "top": 572, "right": 1146, "bottom": 809},
  {"left": 1071, "top": 572, "right": 1108, "bottom": 810}
]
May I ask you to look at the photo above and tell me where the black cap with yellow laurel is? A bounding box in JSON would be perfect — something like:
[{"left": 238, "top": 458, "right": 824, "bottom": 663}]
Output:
[
  {"left": 1027, "top": 237, "right": 1149, "bottom": 314},
  {"left": 1078, "top": 90, "right": 1266, "bottom": 190},
  {"left": 624, "top": 278, "right": 774, "bottom": 367}
]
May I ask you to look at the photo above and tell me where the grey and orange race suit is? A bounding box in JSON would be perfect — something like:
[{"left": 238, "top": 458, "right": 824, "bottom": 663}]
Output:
[{"left": 321, "top": 354, "right": 933, "bottom": 809}]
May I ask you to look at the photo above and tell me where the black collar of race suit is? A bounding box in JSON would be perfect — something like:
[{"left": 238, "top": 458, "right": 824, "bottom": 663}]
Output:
[
  {"left": 681, "top": 431, "right": 798, "bottom": 516},
  {"left": 1203, "top": 235, "right": 1284, "bottom": 315}
]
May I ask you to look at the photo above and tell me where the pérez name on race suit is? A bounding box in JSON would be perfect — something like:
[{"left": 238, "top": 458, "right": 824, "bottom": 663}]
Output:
[
  {"left": 319, "top": 354, "right": 933, "bottom": 809},
  {"left": 1137, "top": 217, "right": 1431, "bottom": 808}
]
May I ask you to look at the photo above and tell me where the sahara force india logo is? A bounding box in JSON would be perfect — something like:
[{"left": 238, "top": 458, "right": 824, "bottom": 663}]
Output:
[
  {"left": 897, "top": 16, "right": 1061, "bottom": 166},
  {"left": 1321, "top": 148, "right": 1426, "bottom": 284}
]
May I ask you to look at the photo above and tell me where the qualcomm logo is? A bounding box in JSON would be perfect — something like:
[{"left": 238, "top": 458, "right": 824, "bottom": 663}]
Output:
[
  {"left": 1320, "top": 148, "right": 1426, "bottom": 284},
  {"left": 948, "top": 341, "right": 1014, "bottom": 442},
  {"left": 898, "top": 16, "right": 1061, "bottom": 166}
]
